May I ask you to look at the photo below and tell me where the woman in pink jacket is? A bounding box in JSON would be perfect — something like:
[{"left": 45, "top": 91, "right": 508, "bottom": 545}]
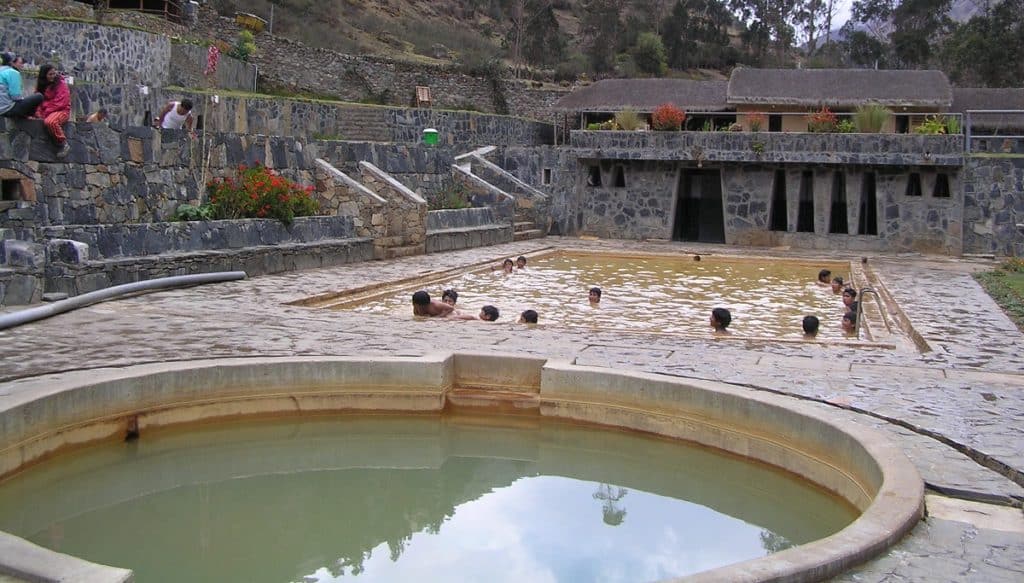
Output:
[{"left": 34, "top": 64, "right": 72, "bottom": 159}]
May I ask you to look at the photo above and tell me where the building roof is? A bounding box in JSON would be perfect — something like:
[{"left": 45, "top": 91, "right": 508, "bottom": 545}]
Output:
[
  {"left": 552, "top": 79, "right": 730, "bottom": 113},
  {"left": 952, "top": 87, "right": 1024, "bottom": 130},
  {"left": 727, "top": 68, "right": 952, "bottom": 109}
]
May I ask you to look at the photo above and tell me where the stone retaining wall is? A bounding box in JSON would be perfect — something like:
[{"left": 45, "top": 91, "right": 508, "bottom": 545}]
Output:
[
  {"left": 425, "top": 208, "right": 512, "bottom": 253},
  {"left": 962, "top": 153, "right": 1024, "bottom": 257},
  {"left": 168, "top": 43, "right": 258, "bottom": 93},
  {"left": 0, "top": 16, "right": 170, "bottom": 86}
]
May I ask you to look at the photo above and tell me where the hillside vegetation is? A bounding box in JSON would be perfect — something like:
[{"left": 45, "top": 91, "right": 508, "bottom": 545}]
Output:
[{"left": 210, "top": 0, "right": 1022, "bottom": 86}]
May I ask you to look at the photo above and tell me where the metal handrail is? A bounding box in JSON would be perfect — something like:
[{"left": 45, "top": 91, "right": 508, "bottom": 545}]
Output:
[
  {"left": 854, "top": 288, "right": 883, "bottom": 341},
  {"left": 964, "top": 110, "right": 1024, "bottom": 153}
]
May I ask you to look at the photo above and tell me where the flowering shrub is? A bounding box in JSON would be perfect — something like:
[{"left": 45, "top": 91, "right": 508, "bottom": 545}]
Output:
[
  {"left": 206, "top": 164, "right": 319, "bottom": 225},
  {"left": 651, "top": 103, "right": 686, "bottom": 131},
  {"left": 746, "top": 112, "right": 768, "bottom": 132},
  {"left": 807, "top": 106, "right": 838, "bottom": 133}
]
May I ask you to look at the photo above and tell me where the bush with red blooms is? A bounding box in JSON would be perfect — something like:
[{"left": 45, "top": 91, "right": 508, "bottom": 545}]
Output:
[
  {"left": 651, "top": 102, "right": 686, "bottom": 131},
  {"left": 206, "top": 164, "right": 319, "bottom": 225}
]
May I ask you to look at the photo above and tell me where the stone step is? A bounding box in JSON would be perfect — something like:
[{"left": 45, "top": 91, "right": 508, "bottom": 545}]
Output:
[
  {"left": 513, "top": 229, "right": 545, "bottom": 241},
  {"left": 0, "top": 201, "right": 18, "bottom": 213},
  {"left": 385, "top": 244, "right": 425, "bottom": 259},
  {"left": 513, "top": 222, "right": 534, "bottom": 230}
]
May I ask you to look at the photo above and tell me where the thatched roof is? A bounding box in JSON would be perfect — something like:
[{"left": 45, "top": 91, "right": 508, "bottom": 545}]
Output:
[
  {"left": 728, "top": 68, "right": 952, "bottom": 108},
  {"left": 952, "top": 87, "right": 1024, "bottom": 130},
  {"left": 552, "top": 79, "right": 730, "bottom": 113}
]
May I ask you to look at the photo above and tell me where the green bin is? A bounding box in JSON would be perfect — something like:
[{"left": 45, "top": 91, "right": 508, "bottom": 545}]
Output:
[{"left": 422, "top": 128, "right": 439, "bottom": 145}]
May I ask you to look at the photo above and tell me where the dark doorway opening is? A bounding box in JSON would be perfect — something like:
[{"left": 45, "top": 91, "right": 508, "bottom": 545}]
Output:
[
  {"left": 896, "top": 116, "right": 910, "bottom": 133},
  {"left": 933, "top": 173, "right": 951, "bottom": 198},
  {"left": 858, "top": 172, "right": 878, "bottom": 235},
  {"left": 769, "top": 169, "right": 788, "bottom": 231},
  {"left": 769, "top": 115, "right": 782, "bottom": 132},
  {"left": 796, "top": 170, "right": 815, "bottom": 233},
  {"left": 673, "top": 169, "right": 725, "bottom": 243},
  {"left": 828, "top": 171, "right": 848, "bottom": 234}
]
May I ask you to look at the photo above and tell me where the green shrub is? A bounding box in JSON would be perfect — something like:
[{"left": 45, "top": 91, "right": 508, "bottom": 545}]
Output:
[
  {"left": 206, "top": 164, "right": 320, "bottom": 225},
  {"left": 428, "top": 180, "right": 472, "bottom": 210},
  {"left": 173, "top": 203, "right": 215, "bottom": 221},
  {"left": 614, "top": 108, "right": 644, "bottom": 131},
  {"left": 853, "top": 104, "right": 892, "bottom": 133},
  {"left": 229, "top": 30, "right": 256, "bottom": 62},
  {"left": 837, "top": 119, "right": 856, "bottom": 133},
  {"left": 914, "top": 115, "right": 950, "bottom": 134}
]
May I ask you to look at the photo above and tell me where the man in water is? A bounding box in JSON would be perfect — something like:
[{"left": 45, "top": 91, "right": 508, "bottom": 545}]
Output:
[
  {"left": 589, "top": 287, "right": 602, "bottom": 305},
  {"left": 412, "top": 290, "right": 455, "bottom": 317}
]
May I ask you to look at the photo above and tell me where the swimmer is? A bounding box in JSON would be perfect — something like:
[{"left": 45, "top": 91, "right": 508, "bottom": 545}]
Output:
[
  {"left": 518, "top": 309, "right": 538, "bottom": 324},
  {"left": 588, "top": 287, "right": 602, "bottom": 305},
  {"left": 831, "top": 276, "right": 844, "bottom": 294},
  {"left": 817, "top": 269, "right": 832, "bottom": 286},
  {"left": 441, "top": 289, "right": 458, "bottom": 306},
  {"left": 516, "top": 256, "right": 527, "bottom": 269},
  {"left": 841, "top": 311, "right": 858, "bottom": 335},
  {"left": 710, "top": 307, "right": 732, "bottom": 333},
  {"left": 412, "top": 290, "right": 455, "bottom": 317},
  {"left": 479, "top": 305, "right": 500, "bottom": 321},
  {"left": 802, "top": 315, "right": 820, "bottom": 338}
]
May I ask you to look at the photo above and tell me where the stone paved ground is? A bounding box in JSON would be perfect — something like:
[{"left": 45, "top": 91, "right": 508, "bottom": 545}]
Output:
[{"left": 1, "top": 238, "right": 1022, "bottom": 581}]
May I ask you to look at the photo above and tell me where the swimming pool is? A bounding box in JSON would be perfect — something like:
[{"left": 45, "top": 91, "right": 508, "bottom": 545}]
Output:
[{"left": 330, "top": 252, "right": 856, "bottom": 340}]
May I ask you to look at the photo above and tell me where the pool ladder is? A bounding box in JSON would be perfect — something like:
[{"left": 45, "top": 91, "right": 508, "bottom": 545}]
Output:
[{"left": 854, "top": 288, "right": 883, "bottom": 340}]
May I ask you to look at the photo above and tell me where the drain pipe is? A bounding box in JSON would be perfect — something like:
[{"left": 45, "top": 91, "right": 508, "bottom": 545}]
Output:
[{"left": 0, "top": 271, "right": 247, "bottom": 331}]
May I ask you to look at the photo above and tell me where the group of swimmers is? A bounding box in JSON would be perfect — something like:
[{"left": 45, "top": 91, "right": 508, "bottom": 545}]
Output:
[
  {"left": 411, "top": 255, "right": 547, "bottom": 324},
  {"left": 812, "top": 268, "right": 861, "bottom": 337}
]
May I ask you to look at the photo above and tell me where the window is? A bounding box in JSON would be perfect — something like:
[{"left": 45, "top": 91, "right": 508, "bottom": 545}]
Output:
[
  {"left": 769, "top": 115, "right": 782, "bottom": 132},
  {"left": 905, "top": 172, "right": 922, "bottom": 197},
  {"left": 858, "top": 172, "right": 878, "bottom": 236},
  {"left": 796, "top": 170, "right": 815, "bottom": 233},
  {"left": 613, "top": 165, "right": 626, "bottom": 188},
  {"left": 828, "top": 171, "right": 848, "bottom": 234},
  {"left": 542, "top": 168, "right": 552, "bottom": 185},
  {"left": 933, "top": 173, "right": 951, "bottom": 198},
  {"left": 587, "top": 166, "right": 602, "bottom": 187},
  {"left": 769, "top": 169, "right": 788, "bottom": 231},
  {"left": 1, "top": 179, "right": 21, "bottom": 201}
]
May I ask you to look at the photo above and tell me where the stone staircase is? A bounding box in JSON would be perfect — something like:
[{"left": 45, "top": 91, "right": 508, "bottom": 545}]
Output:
[
  {"left": 513, "top": 212, "right": 545, "bottom": 241},
  {"left": 453, "top": 147, "right": 550, "bottom": 241}
]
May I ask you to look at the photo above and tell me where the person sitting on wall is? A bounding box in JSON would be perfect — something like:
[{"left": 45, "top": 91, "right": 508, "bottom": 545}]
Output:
[
  {"left": 412, "top": 290, "right": 455, "bottom": 317},
  {"left": 32, "top": 64, "right": 72, "bottom": 159},
  {"left": 0, "top": 53, "right": 43, "bottom": 119},
  {"left": 155, "top": 98, "right": 195, "bottom": 136},
  {"left": 479, "top": 305, "right": 500, "bottom": 322},
  {"left": 817, "top": 269, "right": 832, "bottom": 286},
  {"left": 518, "top": 309, "right": 538, "bottom": 324},
  {"left": 85, "top": 108, "right": 108, "bottom": 123},
  {"left": 710, "top": 307, "right": 732, "bottom": 334},
  {"left": 802, "top": 315, "right": 820, "bottom": 339},
  {"left": 831, "top": 276, "right": 845, "bottom": 295}
]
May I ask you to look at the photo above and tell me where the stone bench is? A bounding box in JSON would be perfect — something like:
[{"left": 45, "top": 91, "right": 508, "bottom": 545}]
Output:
[
  {"left": 36, "top": 216, "right": 373, "bottom": 296},
  {"left": 425, "top": 208, "right": 512, "bottom": 253}
]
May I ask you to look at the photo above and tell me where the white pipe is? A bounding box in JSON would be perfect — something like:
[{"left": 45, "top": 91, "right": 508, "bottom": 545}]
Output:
[{"left": 0, "top": 272, "right": 247, "bottom": 331}]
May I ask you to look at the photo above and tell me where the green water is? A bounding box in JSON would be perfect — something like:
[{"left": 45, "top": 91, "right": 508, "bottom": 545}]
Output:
[
  {"left": 347, "top": 253, "right": 852, "bottom": 339},
  {"left": 0, "top": 414, "right": 856, "bottom": 582}
]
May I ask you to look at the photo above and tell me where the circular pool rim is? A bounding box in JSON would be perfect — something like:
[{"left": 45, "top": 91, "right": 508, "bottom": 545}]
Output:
[{"left": 0, "top": 353, "right": 923, "bottom": 582}]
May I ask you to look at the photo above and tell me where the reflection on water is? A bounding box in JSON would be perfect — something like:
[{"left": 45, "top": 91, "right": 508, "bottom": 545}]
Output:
[
  {"left": 346, "top": 253, "right": 851, "bottom": 339},
  {"left": 0, "top": 415, "right": 856, "bottom": 582}
]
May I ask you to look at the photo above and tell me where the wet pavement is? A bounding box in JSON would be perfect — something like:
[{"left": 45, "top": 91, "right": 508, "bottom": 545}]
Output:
[{"left": 1, "top": 237, "right": 1022, "bottom": 581}]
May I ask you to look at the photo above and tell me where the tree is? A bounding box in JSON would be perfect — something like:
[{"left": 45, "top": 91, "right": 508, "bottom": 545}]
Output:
[
  {"left": 662, "top": 0, "right": 734, "bottom": 69},
  {"left": 580, "top": 0, "right": 625, "bottom": 73},
  {"left": 729, "top": 0, "right": 803, "bottom": 63},
  {"left": 890, "top": 0, "right": 952, "bottom": 67},
  {"left": 633, "top": 32, "right": 668, "bottom": 76},
  {"left": 939, "top": 0, "right": 1024, "bottom": 86},
  {"left": 507, "top": 0, "right": 566, "bottom": 76}
]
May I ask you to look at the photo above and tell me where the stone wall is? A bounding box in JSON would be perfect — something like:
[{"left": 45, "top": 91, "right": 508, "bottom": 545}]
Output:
[
  {"left": 358, "top": 162, "right": 427, "bottom": 258},
  {"left": 962, "top": 152, "right": 1024, "bottom": 257},
  {"left": 168, "top": 43, "right": 258, "bottom": 93},
  {"left": 0, "top": 16, "right": 170, "bottom": 86}
]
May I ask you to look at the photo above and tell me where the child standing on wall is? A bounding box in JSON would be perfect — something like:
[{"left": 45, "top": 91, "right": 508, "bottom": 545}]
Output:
[{"left": 33, "top": 64, "right": 72, "bottom": 159}]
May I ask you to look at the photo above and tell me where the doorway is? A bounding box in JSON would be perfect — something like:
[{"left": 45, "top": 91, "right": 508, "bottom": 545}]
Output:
[{"left": 672, "top": 169, "right": 725, "bottom": 243}]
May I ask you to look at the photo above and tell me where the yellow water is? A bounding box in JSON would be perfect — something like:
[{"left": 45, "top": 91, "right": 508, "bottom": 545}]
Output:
[{"left": 346, "top": 253, "right": 853, "bottom": 340}]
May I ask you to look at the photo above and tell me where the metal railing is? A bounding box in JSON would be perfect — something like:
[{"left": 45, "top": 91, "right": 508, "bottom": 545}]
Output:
[
  {"left": 964, "top": 110, "right": 1024, "bottom": 154},
  {"left": 579, "top": 110, "right": 965, "bottom": 134}
]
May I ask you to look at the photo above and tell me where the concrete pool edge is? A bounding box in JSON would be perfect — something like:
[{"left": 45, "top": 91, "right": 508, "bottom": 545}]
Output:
[{"left": 0, "top": 353, "right": 924, "bottom": 583}]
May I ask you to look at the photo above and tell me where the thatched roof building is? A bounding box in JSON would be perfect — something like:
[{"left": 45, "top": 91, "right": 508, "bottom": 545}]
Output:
[
  {"left": 951, "top": 88, "right": 1024, "bottom": 130},
  {"left": 552, "top": 79, "right": 730, "bottom": 113},
  {"left": 727, "top": 68, "right": 952, "bottom": 109}
]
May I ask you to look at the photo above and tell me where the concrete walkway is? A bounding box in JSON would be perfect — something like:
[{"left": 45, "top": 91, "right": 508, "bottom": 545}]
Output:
[{"left": 1, "top": 237, "right": 1022, "bottom": 581}]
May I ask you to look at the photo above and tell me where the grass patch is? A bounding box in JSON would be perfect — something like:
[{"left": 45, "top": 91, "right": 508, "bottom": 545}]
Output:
[{"left": 974, "top": 258, "right": 1024, "bottom": 331}]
